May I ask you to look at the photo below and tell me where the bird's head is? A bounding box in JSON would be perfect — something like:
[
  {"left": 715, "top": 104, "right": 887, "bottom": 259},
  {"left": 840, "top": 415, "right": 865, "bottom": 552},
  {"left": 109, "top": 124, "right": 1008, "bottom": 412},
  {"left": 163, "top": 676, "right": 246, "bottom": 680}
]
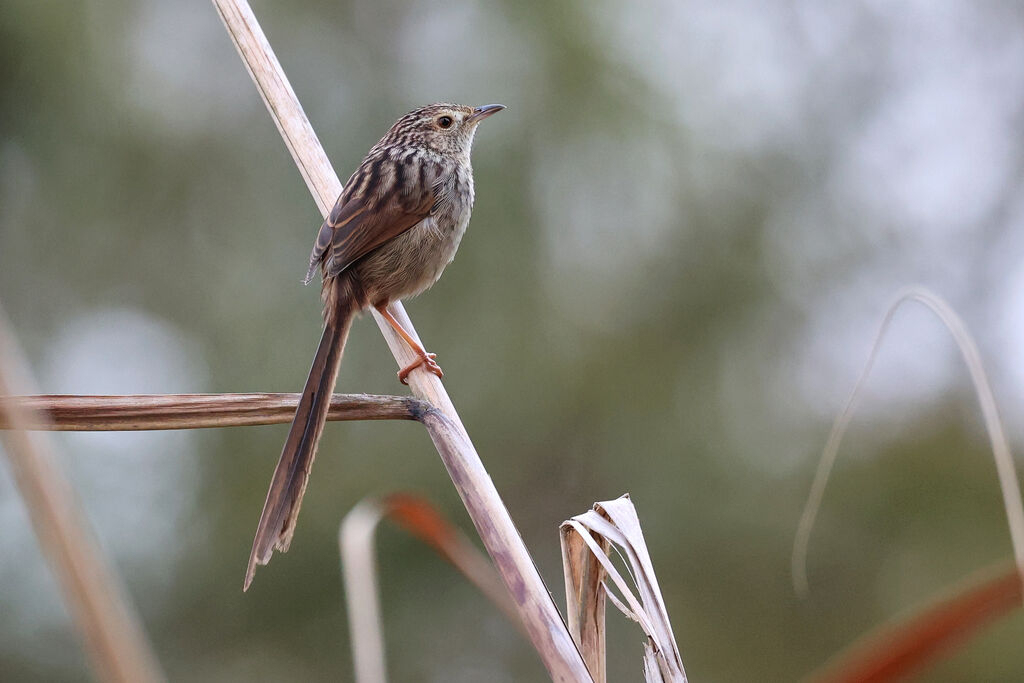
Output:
[{"left": 385, "top": 103, "right": 505, "bottom": 158}]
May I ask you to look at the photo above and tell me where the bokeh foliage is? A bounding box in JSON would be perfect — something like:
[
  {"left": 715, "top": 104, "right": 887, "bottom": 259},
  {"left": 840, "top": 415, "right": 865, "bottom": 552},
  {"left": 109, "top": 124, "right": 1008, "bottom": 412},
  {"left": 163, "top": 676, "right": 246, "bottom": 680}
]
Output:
[{"left": 2, "top": 0, "right": 1024, "bottom": 680}]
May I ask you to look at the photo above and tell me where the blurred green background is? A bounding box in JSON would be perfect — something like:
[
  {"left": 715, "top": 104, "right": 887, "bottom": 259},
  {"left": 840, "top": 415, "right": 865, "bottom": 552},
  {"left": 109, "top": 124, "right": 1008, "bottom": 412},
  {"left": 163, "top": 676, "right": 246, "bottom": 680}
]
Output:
[{"left": 3, "top": 0, "right": 1024, "bottom": 680}]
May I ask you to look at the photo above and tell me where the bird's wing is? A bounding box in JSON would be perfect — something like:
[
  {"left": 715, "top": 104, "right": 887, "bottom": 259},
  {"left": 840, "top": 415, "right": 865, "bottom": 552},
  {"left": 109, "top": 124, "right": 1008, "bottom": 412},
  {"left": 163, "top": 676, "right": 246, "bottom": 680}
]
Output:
[{"left": 304, "top": 159, "right": 442, "bottom": 283}]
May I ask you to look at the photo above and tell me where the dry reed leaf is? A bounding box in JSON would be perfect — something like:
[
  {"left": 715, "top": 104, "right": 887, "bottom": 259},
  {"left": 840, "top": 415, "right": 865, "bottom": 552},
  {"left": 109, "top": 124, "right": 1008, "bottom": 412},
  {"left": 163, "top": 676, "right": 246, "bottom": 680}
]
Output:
[
  {"left": 561, "top": 495, "right": 687, "bottom": 683},
  {"left": 805, "top": 562, "right": 1022, "bottom": 683},
  {"left": 339, "top": 493, "right": 525, "bottom": 683},
  {"left": 793, "top": 287, "right": 1024, "bottom": 598}
]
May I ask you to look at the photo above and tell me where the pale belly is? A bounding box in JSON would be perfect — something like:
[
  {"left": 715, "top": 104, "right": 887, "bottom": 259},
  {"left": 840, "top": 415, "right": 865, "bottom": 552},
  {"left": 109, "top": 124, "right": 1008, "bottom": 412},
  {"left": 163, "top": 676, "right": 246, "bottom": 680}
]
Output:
[{"left": 353, "top": 208, "right": 472, "bottom": 305}]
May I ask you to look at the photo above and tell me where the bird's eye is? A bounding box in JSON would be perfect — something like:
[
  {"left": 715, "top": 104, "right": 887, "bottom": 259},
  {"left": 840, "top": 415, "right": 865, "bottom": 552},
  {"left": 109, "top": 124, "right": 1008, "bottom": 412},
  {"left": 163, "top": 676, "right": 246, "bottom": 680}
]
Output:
[{"left": 437, "top": 116, "right": 454, "bottom": 129}]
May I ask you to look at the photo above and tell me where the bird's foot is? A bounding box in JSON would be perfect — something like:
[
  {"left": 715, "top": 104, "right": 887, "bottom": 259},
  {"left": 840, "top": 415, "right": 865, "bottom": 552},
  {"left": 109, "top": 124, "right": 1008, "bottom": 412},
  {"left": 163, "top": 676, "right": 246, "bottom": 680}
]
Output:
[{"left": 398, "top": 352, "right": 443, "bottom": 385}]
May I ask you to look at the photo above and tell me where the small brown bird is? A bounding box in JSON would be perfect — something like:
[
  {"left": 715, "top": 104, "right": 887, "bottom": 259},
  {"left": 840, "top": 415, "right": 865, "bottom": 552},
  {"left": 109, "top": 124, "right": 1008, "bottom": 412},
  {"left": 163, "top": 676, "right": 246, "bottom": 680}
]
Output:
[{"left": 245, "top": 103, "right": 504, "bottom": 589}]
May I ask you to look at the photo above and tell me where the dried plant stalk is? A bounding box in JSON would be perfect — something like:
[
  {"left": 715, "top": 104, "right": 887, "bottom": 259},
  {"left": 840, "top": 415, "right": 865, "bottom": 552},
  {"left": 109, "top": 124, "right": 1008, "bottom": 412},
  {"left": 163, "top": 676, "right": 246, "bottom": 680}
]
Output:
[
  {"left": 212, "top": 1, "right": 591, "bottom": 679},
  {"left": 561, "top": 496, "right": 687, "bottom": 683},
  {"left": 0, "top": 393, "right": 422, "bottom": 431},
  {"left": 340, "top": 499, "right": 390, "bottom": 683},
  {"left": 0, "top": 307, "right": 164, "bottom": 683},
  {"left": 561, "top": 517, "right": 609, "bottom": 682}
]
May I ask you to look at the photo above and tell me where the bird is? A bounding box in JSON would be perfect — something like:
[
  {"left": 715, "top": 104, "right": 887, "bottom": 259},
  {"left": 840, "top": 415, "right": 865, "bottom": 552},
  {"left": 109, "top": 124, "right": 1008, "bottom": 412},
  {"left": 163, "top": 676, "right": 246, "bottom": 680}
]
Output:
[{"left": 245, "top": 102, "right": 505, "bottom": 590}]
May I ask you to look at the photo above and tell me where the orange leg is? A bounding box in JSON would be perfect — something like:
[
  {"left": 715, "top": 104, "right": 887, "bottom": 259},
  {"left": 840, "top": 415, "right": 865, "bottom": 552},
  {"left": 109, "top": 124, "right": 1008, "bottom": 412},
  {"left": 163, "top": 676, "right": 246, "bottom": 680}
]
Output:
[{"left": 375, "top": 304, "right": 444, "bottom": 385}]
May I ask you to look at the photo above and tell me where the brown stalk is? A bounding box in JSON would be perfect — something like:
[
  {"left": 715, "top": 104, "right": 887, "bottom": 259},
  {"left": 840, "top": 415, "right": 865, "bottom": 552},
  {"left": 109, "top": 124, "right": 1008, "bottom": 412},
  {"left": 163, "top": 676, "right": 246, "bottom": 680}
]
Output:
[
  {"left": 211, "top": 1, "right": 592, "bottom": 679},
  {"left": 0, "top": 306, "right": 165, "bottom": 683},
  {"left": 0, "top": 393, "right": 422, "bottom": 431},
  {"left": 562, "top": 526, "right": 609, "bottom": 682}
]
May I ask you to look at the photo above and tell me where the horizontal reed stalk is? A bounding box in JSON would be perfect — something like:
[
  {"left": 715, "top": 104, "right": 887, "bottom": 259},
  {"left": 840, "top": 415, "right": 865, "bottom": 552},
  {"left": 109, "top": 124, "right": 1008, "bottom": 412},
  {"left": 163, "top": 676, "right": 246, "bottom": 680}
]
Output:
[{"left": 0, "top": 393, "right": 423, "bottom": 431}]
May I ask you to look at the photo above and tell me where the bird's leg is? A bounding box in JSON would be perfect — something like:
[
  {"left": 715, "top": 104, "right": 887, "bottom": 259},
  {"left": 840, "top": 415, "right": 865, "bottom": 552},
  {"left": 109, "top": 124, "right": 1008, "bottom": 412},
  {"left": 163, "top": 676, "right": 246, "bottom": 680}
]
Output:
[{"left": 375, "top": 304, "right": 444, "bottom": 384}]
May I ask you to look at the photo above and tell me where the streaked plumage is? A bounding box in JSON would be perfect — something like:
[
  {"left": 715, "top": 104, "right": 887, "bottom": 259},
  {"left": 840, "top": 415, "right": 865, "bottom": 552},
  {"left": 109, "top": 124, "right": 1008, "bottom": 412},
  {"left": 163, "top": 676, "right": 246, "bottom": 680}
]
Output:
[{"left": 245, "top": 103, "right": 504, "bottom": 590}]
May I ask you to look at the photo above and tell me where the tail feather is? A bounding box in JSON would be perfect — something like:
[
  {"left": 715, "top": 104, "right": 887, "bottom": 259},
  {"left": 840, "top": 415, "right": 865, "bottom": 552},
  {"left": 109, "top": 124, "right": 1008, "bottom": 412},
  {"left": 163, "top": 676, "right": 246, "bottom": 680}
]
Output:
[{"left": 244, "top": 297, "right": 355, "bottom": 591}]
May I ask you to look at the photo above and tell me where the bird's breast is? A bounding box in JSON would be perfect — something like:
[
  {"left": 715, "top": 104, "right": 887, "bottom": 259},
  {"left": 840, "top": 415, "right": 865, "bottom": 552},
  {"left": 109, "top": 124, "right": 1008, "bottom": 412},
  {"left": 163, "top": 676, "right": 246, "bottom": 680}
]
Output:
[{"left": 355, "top": 171, "right": 474, "bottom": 304}]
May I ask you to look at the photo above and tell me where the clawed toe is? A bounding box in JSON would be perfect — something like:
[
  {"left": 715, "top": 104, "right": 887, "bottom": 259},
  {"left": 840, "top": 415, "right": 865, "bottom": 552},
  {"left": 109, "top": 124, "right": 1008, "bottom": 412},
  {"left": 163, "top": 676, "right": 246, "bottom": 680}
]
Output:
[{"left": 398, "top": 352, "right": 444, "bottom": 384}]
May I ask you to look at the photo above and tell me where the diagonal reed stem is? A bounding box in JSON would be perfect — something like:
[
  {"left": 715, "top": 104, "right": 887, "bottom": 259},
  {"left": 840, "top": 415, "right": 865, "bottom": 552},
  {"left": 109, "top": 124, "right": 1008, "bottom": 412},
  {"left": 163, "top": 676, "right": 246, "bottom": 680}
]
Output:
[
  {"left": 0, "top": 306, "right": 165, "bottom": 683},
  {"left": 212, "top": 1, "right": 592, "bottom": 679},
  {"left": 0, "top": 393, "right": 423, "bottom": 431}
]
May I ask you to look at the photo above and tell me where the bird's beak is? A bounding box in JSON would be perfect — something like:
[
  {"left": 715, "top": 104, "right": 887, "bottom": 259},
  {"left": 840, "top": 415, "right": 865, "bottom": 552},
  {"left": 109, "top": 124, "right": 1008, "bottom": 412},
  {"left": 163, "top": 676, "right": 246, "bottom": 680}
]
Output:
[{"left": 469, "top": 104, "right": 506, "bottom": 124}]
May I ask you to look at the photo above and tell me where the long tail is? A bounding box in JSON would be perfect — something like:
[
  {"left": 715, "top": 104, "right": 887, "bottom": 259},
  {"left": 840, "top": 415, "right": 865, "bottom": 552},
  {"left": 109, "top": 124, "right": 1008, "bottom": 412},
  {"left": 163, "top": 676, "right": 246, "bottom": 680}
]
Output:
[{"left": 245, "top": 292, "right": 356, "bottom": 590}]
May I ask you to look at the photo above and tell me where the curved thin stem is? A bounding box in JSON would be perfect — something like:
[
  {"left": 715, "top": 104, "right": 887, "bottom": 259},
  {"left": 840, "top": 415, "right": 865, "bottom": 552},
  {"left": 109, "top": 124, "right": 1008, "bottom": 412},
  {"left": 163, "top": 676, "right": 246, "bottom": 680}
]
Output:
[{"left": 792, "top": 287, "right": 1024, "bottom": 599}]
